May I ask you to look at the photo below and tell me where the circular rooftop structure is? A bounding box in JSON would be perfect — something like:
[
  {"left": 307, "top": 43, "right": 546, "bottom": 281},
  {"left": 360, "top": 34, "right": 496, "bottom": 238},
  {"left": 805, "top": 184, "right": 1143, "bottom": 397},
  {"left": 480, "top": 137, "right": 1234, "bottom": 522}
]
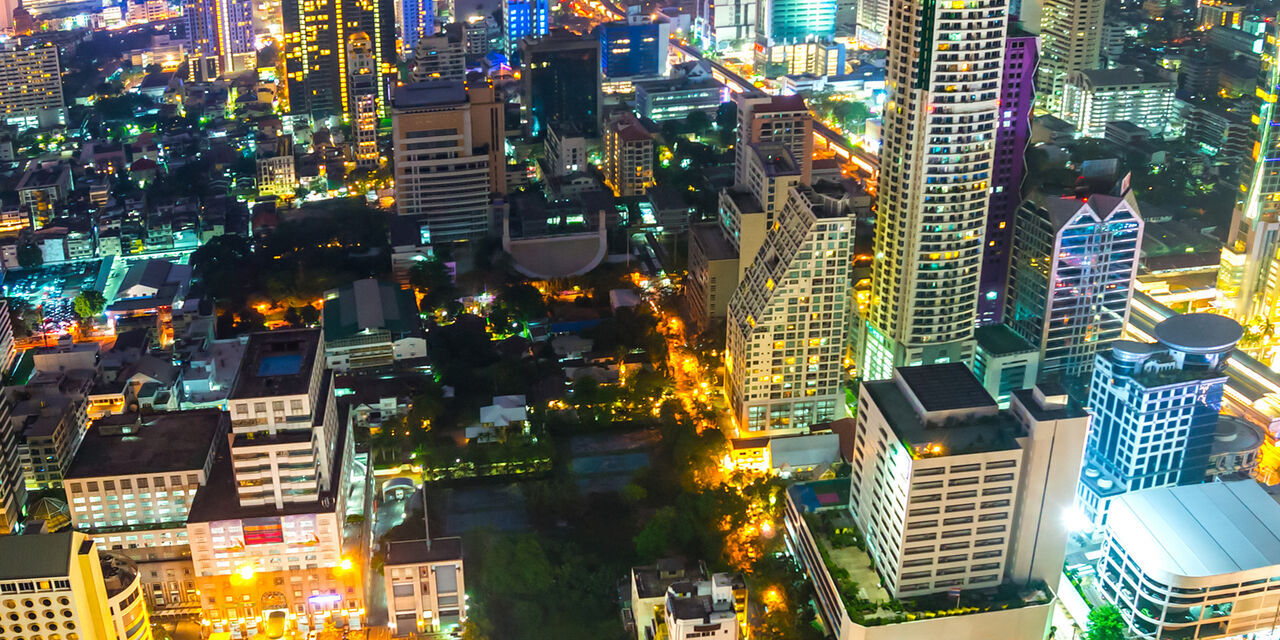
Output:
[{"left": 1152, "top": 313, "right": 1243, "bottom": 354}]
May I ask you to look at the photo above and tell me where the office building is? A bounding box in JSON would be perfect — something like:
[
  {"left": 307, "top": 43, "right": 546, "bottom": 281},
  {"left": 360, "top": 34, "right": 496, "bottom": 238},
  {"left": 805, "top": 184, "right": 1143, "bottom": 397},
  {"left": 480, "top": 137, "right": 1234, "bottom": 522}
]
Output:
[
  {"left": 634, "top": 76, "right": 725, "bottom": 122},
  {"left": 392, "top": 80, "right": 506, "bottom": 244},
  {"left": 1218, "top": 19, "right": 1280, "bottom": 324},
  {"left": 850, "top": 365, "right": 1088, "bottom": 597},
  {"left": 519, "top": 31, "right": 602, "bottom": 137},
  {"left": 347, "top": 33, "right": 381, "bottom": 168},
  {"left": 322, "top": 278, "right": 426, "bottom": 372},
  {"left": 185, "top": 0, "right": 254, "bottom": 81},
  {"left": 544, "top": 122, "right": 588, "bottom": 177},
  {"left": 383, "top": 538, "right": 465, "bottom": 636},
  {"left": 725, "top": 185, "right": 852, "bottom": 436},
  {"left": 502, "top": 0, "right": 548, "bottom": 56},
  {"left": 256, "top": 135, "right": 296, "bottom": 198},
  {"left": 698, "top": 0, "right": 756, "bottom": 52},
  {"left": 756, "top": 0, "right": 836, "bottom": 45},
  {"left": 752, "top": 40, "right": 845, "bottom": 79},
  {"left": 1061, "top": 67, "right": 1176, "bottom": 139},
  {"left": 603, "top": 112, "right": 655, "bottom": 197},
  {"left": 861, "top": 0, "right": 1008, "bottom": 379},
  {"left": 979, "top": 32, "right": 1037, "bottom": 325},
  {"left": 854, "top": 0, "right": 887, "bottom": 47},
  {"left": 1100, "top": 481, "right": 1280, "bottom": 640},
  {"left": 280, "top": 0, "right": 396, "bottom": 119},
  {"left": 412, "top": 31, "right": 467, "bottom": 82},
  {"left": 462, "top": 16, "right": 493, "bottom": 56},
  {"left": 1005, "top": 184, "right": 1143, "bottom": 381},
  {"left": 64, "top": 410, "right": 226, "bottom": 554},
  {"left": 0, "top": 532, "right": 153, "bottom": 640},
  {"left": 0, "top": 40, "right": 66, "bottom": 131},
  {"left": 399, "top": 0, "right": 433, "bottom": 56},
  {"left": 1075, "top": 313, "right": 1239, "bottom": 529},
  {"left": 186, "top": 328, "right": 361, "bottom": 634},
  {"left": 597, "top": 14, "right": 671, "bottom": 81},
  {"left": 1033, "top": 0, "right": 1105, "bottom": 114}
]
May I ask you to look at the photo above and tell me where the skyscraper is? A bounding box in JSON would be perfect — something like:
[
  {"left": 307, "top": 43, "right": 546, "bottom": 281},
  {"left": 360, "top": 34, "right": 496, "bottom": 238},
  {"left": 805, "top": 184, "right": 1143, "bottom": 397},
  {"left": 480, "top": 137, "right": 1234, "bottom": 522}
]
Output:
[
  {"left": 519, "top": 31, "right": 601, "bottom": 137},
  {"left": 185, "top": 0, "right": 254, "bottom": 81},
  {"left": 1004, "top": 182, "right": 1143, "bottom": 382},
  {"left": 1075, "top": 313, "right": 1240, "bottom": 529},
  {"left": 0, "top": 40, "right": 65, "bottom": 131},
  {"left": 756, "top": 0, "right": 836, "bottom": 44},
  {"left": 596, "top": 14, "right": 671, "bottom": 82},
  {"left": 854, "top": 0, "right": 888, "bottom": 47},
  {"left": 281, "top": 0, "right": 396, "bottom": 119},
  {"left": 725, "top": 185, "right": 854, "bottom": 436},
  {"left": 1033, "top": 0, "right": 1105, "bottom": 114},
  {"left": 392, "top": 80, "right": 506, "bottom": 244},
  {"left": 399, "top": 0, "right": 434, "bottom": 56},
  {"left": 861, "top": 0, "right": 1009, "bottom": 379},
  {"left": 347, "top": 33, "right": 381, "bottom": 168},
  {"left": 1218, "top": 18, "right": 1280, "bottom": 323},
  {"left": 502, "top": 0, "right": 548, "bottom": 56},
  {"left": 978, "top": 31, "right": 1037, "bottom": 325}
]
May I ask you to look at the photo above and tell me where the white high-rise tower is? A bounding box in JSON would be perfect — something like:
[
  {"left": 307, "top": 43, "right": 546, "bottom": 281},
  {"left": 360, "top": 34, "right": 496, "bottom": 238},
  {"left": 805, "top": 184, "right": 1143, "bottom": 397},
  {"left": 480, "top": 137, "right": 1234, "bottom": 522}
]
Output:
[{"left": 861, "top": 0, "right": 1009, "bottom": 379}]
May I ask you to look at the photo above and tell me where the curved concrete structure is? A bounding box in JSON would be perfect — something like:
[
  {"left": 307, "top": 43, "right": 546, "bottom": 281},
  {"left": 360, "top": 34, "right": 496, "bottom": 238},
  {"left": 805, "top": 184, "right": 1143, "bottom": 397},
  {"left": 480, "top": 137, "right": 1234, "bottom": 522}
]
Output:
[{"left": 1152, "top": 313, "right": 1243, "bottom": 354}]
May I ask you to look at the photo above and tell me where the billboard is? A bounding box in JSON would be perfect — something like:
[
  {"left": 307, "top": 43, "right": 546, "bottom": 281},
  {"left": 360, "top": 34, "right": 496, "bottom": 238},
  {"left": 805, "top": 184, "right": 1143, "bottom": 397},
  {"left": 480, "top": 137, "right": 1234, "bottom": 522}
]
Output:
[{"left": 210, "top": 514, "right": 319, "bottom": 551}]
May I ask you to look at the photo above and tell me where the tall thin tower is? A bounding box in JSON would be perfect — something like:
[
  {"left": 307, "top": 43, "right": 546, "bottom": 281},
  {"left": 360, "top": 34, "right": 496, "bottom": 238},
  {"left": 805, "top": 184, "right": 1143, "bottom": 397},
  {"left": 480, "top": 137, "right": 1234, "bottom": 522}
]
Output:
[
  {"left": 1219, "top": 18, "right": 1280, "bottom": 324},
  {"left": 861, "top": 0, "right": 1009, "bottom": 379}
]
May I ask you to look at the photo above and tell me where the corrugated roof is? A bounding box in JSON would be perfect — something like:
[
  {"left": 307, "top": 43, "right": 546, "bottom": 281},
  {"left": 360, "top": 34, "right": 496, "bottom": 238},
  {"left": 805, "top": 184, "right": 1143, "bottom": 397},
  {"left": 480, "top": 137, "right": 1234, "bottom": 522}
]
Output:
[{"left": 1108, "top": 481, "right": 1280, "bottom": 578}]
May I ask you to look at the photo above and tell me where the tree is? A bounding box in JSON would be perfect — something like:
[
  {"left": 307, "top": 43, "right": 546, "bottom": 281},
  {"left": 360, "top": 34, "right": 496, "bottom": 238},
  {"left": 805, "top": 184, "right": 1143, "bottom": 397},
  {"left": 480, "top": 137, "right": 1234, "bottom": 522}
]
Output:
[
  {"left": 409, "top": 259, "right": 458, "bottom": 312},
  {"left": 16, "top": 244, "right": 41, "bottom": 269},
  {"left": 73, "top": 291, "right": 106, "bottom": 320},
  {"left": 4, "top": 298, "right": 35, "bottom": 338},
  {"left": 497, "top": 283, "right": 547, "bottom": 323},
  {"left": 1084, "top": 604, "right": 1127, "bottom": 640}
]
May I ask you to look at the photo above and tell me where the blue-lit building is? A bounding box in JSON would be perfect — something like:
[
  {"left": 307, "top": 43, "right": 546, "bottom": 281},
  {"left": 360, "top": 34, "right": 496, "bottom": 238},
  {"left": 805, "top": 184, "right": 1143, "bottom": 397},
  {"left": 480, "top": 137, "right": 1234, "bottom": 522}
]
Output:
[
  {"left": 401, "top": 0, "right": 433, "bottom": 56},
  {"left": 503, "top": 0, "right": 548, "bottom": 56},
  {"left": 757, "top": 0, "right": 836, "bottom": 44},
  {"left": 1074, "top": 313, "right": 1241, "bottom": 530},
  {"left": 596, "top": 16, "right": 671, "bottom": 80}
]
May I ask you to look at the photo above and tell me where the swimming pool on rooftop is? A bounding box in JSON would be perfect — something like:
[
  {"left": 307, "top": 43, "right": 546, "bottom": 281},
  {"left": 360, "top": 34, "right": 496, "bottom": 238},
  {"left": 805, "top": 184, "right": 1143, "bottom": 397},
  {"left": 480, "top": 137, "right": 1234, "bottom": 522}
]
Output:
[{"left": 258, "top": 353, "right": 304, "bottom": 377}]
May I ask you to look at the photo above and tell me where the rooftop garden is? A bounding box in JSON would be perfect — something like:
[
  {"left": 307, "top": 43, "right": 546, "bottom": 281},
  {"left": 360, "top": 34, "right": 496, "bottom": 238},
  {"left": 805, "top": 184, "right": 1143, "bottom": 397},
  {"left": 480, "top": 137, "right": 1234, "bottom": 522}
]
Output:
[{"left": 805, "top": 511, "right": 1051, "bottom": 627}]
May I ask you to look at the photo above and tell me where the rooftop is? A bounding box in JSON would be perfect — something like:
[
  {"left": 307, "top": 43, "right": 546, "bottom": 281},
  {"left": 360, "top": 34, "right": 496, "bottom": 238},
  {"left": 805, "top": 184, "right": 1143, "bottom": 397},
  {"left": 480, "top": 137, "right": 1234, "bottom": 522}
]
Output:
[
  {"left": 385, "top": 538, "right": 464, "bottom": 566},
  {"left": 975, "top": 324, "right": 1037, "bottom": 357},
  {"left": 1152, "top": 313, "right": 1242, "bottom": 355},
  {"left": 393, "top": 80, "right": 468, "bottom": 110},
  {"left": 752, "top": 94, "right": 808, "bottom": 114},
  {"left": 66, "top": 410, "right": 227, "bottom": 479},
  {"left": 632, "top": 559, "right": 706, "bottom": 599},
  {"left": 1107, "top": 481, "right": 1280, "bottom": 578},
  {"left": 0, "top": 532, "right": 80, "bottom": 580},
  {"left": 690, "top": 223, "right": 736, "bottom": 261},
  {"left": 322, "top": 279, "right": 422, "bottom": 343},
  {"left": 896, "top": 363, "right": 996, "bottom": 413},
  {"left": 230, "top": 328, "right": 322, "bottom": 399},
  {"left": 864, "top": 367, "right": 1019, "bottom": 459}
]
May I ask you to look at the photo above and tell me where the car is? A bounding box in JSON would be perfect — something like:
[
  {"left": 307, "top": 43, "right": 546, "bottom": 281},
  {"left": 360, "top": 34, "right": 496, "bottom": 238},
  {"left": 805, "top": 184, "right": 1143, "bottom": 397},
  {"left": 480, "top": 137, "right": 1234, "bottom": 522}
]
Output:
[{"left": 265, "top": 610, "right": 287, "bottom": 639}]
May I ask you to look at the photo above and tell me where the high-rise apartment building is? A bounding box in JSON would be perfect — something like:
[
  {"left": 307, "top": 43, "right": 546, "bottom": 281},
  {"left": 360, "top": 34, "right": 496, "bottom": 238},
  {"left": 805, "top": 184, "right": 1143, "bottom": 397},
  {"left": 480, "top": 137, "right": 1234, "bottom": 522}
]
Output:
[
  {"left": 1033, "top": 0, "right": 1105, "bottom": 114},
  {"left": 186, "top": 328, "right": 362, "bottom": 635},
  {"left": 185, "top": 0, "right": 254, "bottom": 81},
  {"left": 1075, "top": 313, "right": 1239, "bottom": 529},
  {"left": 1005, "top": 183, "right": 1143, "bottom": 381},
  {"left": 756, "top": 0, "right": 836, "bottom": 45},
  {"left": 850, "top": 365, "right": 1088, "bottom": 597},
  {"left": 0, "top": 40, "right": 66, "bottom": 131},
  {"left": 347, "top": 33, "right": 381, "bottom": 168},
  {"left": 603, "top": 112, "right": 655, "bottom": 197},
  {"left": 1219, "top": 19, "right": 1280, "bottom": 324},
  {"left": 861, "top": 0, "right": 1009, "bottom": 379},
  {"left": 733, "top": 93, "right": 812, "bottom": 186},
  {"left": 502, "top": 0, "right": 548, "bottom": 56},
  {"left": 519, "top": 31, "right": 602, "bottom": 137},
  {"left": 1061, "top": 67, "right": 1176, "bottom": 138},
  {"left": 854, "top": 0, "right": 888, "bottom": 47},
  {"left": 0, "top": 392, "right": 20, "bottom": 535},
  {"left": 281, "top": 0, "right": 396, "bottom": 119},
  {"left": 725, "top": 185, "right": 853, "bottom": 436},
  {"left": 979, "top": 32, "right": 1037, "bottom": 325},
  {"left": 392, "top": 80, "right": 506, "bottom": 244}
]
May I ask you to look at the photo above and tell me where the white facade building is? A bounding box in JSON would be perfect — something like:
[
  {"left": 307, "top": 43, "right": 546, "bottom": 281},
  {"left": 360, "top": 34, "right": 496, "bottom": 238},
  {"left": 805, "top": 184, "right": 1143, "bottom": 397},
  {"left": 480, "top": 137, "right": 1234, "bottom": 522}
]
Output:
[
  {"left": 0, "top": 41, "right": 66, "bottom": 131},
  {"left": 862, "top": 0, "right": 1009, "bottom": 378},
  {"left": 725, "top": 185, "right": 853, "bottom": 436},
  {"left": 851, "top": 365, "right": 1088, "bottom": 597},
  {"left": 383, "top": 538, "right": 465, "bottom": 636},
  {"left": 1032, "top": 0, "right": 1105, "bottom": 114},
  {"left": 664, "top": 574, "right": 741, "bottom": 640},
  {"left": 1061, "top": 68, "right": 1176, "bottom": 139},
  {"left": 1100, "top": 481, "right": 1280, "bottom": 640}
]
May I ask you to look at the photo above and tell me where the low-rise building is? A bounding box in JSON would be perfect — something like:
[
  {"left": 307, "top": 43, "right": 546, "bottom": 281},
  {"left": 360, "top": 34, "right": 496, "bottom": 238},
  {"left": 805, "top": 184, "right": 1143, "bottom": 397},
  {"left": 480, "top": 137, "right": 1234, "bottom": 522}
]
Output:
[
  {"left": 7, "top": 373, "right": 91, "bottom": 489},
  {"left": 383, "top": 537, "right": 466, "bottom": 636},
  {"left": 322, "top": 279, "right": 426, "bottom": 372},
  {"left": 1100, "top": 480, "right": 1280, "bottom": 640},
  {"left": 664, "top": 573, "right": 744, "bottom": 640}
]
